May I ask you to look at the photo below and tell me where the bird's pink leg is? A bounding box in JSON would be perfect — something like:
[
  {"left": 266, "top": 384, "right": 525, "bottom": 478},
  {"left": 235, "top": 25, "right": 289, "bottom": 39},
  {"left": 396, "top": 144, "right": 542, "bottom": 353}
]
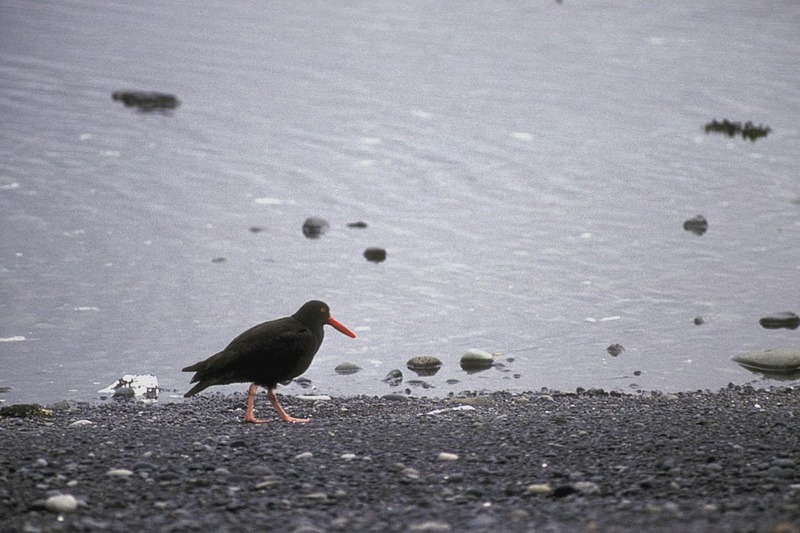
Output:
[
  {"left": 243, "top": 383, "right": 271, "bottom": 424},
  {"left": 268, "top": 389, "right": 310, "bottom": 423}
]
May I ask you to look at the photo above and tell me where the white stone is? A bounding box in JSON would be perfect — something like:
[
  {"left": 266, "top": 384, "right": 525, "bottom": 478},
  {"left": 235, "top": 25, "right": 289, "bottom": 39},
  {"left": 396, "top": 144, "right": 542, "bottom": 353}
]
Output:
[
  {"left": 45, "top": 494, "right": 78, "bottom": 513},
  {"left": 293, "top": 451, "right": 314, "bottom": 461},
  {"left": 437, "top": 452, "right": 459, "bottom": 462},
  {"left": 106, "top": 468, "right": 134, "bottom": 478}
]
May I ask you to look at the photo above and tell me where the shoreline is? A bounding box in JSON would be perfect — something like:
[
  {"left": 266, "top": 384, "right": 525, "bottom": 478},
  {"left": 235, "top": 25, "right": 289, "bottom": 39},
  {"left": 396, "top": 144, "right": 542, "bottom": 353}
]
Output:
[{"left": 2, "top": 386, "right": 799, "bottom": 532}]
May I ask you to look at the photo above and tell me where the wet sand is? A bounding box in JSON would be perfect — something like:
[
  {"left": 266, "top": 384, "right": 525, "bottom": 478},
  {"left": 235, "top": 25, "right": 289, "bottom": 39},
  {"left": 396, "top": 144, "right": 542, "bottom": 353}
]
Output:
[{"left": 2, "top": 386, "right": 799, "bottom": 532}]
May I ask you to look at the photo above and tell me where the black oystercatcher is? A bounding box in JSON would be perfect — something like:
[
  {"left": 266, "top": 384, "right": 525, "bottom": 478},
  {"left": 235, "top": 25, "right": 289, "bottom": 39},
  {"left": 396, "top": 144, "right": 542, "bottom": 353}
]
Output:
[{"left": 183, "top": 300, "right": 356, "bottom": 424}]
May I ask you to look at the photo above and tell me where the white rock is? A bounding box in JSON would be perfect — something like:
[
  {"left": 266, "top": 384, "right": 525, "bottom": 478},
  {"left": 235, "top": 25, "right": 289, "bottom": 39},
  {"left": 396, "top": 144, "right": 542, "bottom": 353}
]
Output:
[
  {"left": 573, "top": 481, "right": 600, "bottom": 494},
  {"left": 293, "top": 451, "right": 314, "bottom": 461},
  {"left": 732, "top": 349, "right": 800, "bottom": 373},
  {"left": 69, "top": 419, "right": 94, "bottom": 427},
  {"left": 526, "top": 483, "right": 552, "bottom": 495},
  {"left": 425, "top": 405, "right": 476, "bottom": 416},
  {"left": 340, "top": 453, "right": 357, "bottom": 461},
  {"left": 437, "top": 452, "right": 459, "bottom": 462},
  {"left": 106, "top": 468, "right": 134, "bottom": 478},
  {"left": 45, "top": 494, "right": 78, "bottom": 513}
]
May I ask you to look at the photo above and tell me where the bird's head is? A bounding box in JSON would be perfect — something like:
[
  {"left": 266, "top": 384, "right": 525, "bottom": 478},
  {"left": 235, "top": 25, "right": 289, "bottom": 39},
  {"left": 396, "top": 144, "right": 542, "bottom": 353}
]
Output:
[{"left": 295, "top": 300, "right": 357, "bottom": 338}]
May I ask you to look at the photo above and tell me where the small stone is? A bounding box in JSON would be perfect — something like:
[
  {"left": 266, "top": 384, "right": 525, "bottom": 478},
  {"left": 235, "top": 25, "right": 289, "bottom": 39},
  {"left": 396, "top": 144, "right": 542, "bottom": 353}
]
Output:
[
  {"left": 402, "top": 467, "right": 421, "bottom": 479},
  {"left": 302, "top": 217, "right": 329, "bottom": 239},
  {"left": 694, "top": 316, "right": 705, "bottom": 325},
  {"left": 683, "top": 215, "right": 708, "bottom": 235},
  {"left": 437, "top": 452, "right": 459, "bottom": 462},
  {"left": 526, "top": 483, "right": 552, "bottom": 495},
  {"left": 340, "top": 453, "right": 357, "bottom": 461},
  {"left": 459, "top": 349, "right": 494, "bottom": 371},
  {"left": 293, "top": 452, "right": 314, "bottom": 461},
  {"left": 607, "top": 343, "right": 624, "bottom": 357},
  {"left": 334, "top": 362, "right": 362, "bottom": 375},
  {"left": 45, "top": 494, "right": 78, "bottom": 513},
  {"left": 363, "top": 247, "right": 387, "bottom": 263},
  {"left": 106, "top": 468, "right": 134, "bottom": 478},
  {"left": 409, "top": 520, "right": 451, "bottom": 532},
  {"left": 347, "top": 221, "right": 368, "bottom": 228},
  {"left": 211, "top": 257, "right": 226, "bottom": 263},
  {"left": 382, "top": 369, "right": 403, "bottom": 386}
]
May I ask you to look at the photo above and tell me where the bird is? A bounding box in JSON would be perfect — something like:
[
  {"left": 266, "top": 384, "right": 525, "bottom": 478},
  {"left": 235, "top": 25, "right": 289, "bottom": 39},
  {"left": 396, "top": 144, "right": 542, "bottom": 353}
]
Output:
[{"left": 183, "top": 300, "right": 356, "bottom": 424}]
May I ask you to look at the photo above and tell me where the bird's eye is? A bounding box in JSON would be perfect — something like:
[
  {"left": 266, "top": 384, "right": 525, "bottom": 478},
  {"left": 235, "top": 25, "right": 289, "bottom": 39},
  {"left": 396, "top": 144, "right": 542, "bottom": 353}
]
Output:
[{"left": 321, "top": 307, "right": 328, "bottom": 314}]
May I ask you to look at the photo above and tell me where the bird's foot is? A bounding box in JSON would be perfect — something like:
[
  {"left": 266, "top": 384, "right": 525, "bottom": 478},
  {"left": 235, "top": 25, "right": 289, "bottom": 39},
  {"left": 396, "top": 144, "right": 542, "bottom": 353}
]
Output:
[
  {"left": 281, "top": 416, "right": 311, "bottom": 424},
  {"left": 243, "top": 415, "right": 271, "bottom": 424}
]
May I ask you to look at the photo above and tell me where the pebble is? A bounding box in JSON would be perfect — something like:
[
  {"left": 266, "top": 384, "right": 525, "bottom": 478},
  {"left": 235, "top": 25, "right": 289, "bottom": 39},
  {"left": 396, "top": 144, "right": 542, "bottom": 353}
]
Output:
[
  {"left": 106, "top": 468, "right": 134, "bottom": 478},
  {"left": 302, "top": 217, "right": 329, "bottom": 239},
  {"left": 293, "top": 452, "right": 314, "bottom": 461},
  {"left": 409, "top": 520, "right": 451, "bottom": 532},
  {"left": 526, "top": 483, "right": 553, "bottom": 495},
  {"left": 363, "top": 247, "right": 387, "bottom": 263},
  {"left": 382, "top": 369, "right": 403, "bottom": 386},
  {"left": 437, "top": 452, "right": 459, "bottom": 462},
  {"left": 45, "top": 494, "right": 78, "bottom": 513},
  {"left": 407, "top": 356, "right": 443, "bottom": 376},
  {"left": 683, "top": 214, "right": 708, "bottom": 235},
  {"left": 334, "top": 362, "right": 362, "bottom": 375},
  {"left": 69, "top": 419, "right": 94, "bottom": 427}
]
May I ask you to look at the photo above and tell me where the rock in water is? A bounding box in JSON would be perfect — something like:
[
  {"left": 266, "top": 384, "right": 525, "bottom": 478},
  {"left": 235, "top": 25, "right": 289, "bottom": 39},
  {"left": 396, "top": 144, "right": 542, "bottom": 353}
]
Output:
[
  {"left": 683, "top": 215, "right": 708, "bottom": 236},
  {"left": 759, "top": 312, "right": 800, "bottom": 330},
  {"left": 334, "top": 362, "right": 362, "bottom": 375},
  {"left": 406, "top": 356, "right": 442, "bottom": 376},
  {"left": 732, "top": 349, "right": 800, "bottom": 377},
  {"left": 382, "top": 369, "right": 403, "bottom": 386},
  {"left": 112, "top": 91, "right": 180, "bottom": 112},
  {"left": 363, "top": 247, "right": 387, "bottom": 263},
  {"left": 607, "top": 343, "right": 625, "bottom": 357},
  {"left": 302, "top": 217, "right": 330, "bottom": 239},
  {"left": 459, "top": 349, "right": 494, "bottom": 371}
]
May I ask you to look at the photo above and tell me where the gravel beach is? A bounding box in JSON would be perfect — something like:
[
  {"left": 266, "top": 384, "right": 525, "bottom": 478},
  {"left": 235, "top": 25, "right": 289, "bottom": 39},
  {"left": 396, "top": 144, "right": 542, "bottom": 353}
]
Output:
[{"left": 2, "top": 386, "right": 799, "bottom": 532}]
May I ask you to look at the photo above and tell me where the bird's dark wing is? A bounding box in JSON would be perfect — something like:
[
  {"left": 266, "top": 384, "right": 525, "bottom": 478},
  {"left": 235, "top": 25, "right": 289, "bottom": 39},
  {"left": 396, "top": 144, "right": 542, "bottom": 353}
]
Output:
[{"left": 183, "top": 317, "right": 322, "bottom": 394}]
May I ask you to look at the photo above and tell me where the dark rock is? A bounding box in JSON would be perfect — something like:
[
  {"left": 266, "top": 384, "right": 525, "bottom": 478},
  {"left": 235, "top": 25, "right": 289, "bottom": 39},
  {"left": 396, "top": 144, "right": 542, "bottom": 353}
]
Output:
[
  {"left": 113, "top": 387, "right": 136, "bottom": 400},
  {"left": 211, "top": 257, "right": 226, "bottom": 263},
  {"left": 112, "top": 91, "right": 180, "bottom": 112},
  {"left": 694, "top": 316, "right": 705, "bottom": 325},
  {"left": 759, "top": 312, "right": 800, "bottom": 330},
  {"left": 334, "top": 363, "right": 362, "bottom": 375},
  {"left": 347, "top": 221, "right": 368, "bottom": 228},
  {"left": 407, "top": 356, "right": 442, "bottom": 376},
  {"left": 607, "top": 343, "right": 624, "bottom": 357},
  {"left": 382, "top": 369, "right": 403, "bottom": 386},
  {"left": 683, "top": 215, "right": 708, "bottom": 236},
  {"left": 1, "top": 404, "right": 52, "bottom": 418},
  {"left": 249, "top": 226, "right": 265, "bottom": 233},
  {"left": 363, "top": 247, "right": 387, "bottom": 263},
  {"left": 302, "top": 217, "right": 330, "bottom": 239}
]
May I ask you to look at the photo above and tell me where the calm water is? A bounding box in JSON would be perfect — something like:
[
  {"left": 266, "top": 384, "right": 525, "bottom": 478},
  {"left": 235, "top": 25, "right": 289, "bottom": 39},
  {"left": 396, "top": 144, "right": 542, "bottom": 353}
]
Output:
[{"left": 2, "top": 0, "right": 799, "bottom": 405}]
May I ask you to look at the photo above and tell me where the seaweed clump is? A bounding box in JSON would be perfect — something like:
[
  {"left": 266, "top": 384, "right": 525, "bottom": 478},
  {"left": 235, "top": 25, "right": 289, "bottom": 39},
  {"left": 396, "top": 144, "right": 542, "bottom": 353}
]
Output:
[{"left": 704, "top": 119, "right": 770, "bottom": 142}]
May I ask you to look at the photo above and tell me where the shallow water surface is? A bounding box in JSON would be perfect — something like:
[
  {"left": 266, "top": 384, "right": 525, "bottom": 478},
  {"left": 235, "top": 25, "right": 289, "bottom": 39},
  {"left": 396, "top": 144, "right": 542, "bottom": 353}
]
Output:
[{"left": 1, "top": 0, "right": 799, "bottom": 404}]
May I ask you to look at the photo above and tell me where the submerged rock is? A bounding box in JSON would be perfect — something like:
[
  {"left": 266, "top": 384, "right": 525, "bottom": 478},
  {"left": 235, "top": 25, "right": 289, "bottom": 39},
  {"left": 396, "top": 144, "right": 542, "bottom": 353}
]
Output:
[
  {"left": 347, "top": 221, "right": 368, "bottom": 228},
  {"left": 459, "top": 349, "right": 494, "bottom": 372},
  {"left": 302, "top": 217, "right": 329, "bottom": 239},
  {"left": 607, "top": 343, "right": 625, "bottom": 357},
  {"left": 382, "top": 369, "right": 403, "bottom": 386},
  {"left": 363, "top": 247, "right": 387, "bottom": 263},
  {"left": 334, "top": 362, "right": 362, "bottom": 375},
  {"left": 683, "top": 215, "right": 708, "bottom": 236},
  {"left": 759, "top": 312, "right": 800, "bottom": 330},
  {"left": 112, "top": 91, "right": 180, "bottom": 112},
  {"left": 732, "top": 349, "right": 800, "bottom": 380},
  {"left": 407, "top": 356, "right": 442, "bottom": 376}
]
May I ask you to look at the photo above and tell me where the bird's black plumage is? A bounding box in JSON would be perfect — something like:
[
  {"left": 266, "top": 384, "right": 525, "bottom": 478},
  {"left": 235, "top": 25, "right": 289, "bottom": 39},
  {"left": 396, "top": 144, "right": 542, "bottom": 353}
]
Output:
[{"left": 183, "top": 300, "right": 351, "bottom": 397}]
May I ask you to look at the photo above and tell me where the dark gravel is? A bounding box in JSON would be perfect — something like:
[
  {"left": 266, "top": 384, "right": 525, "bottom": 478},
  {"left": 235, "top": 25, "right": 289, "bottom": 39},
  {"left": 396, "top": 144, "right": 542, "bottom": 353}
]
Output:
[{"left": 2, "top": 386, "right": 799, "bottom": 532}]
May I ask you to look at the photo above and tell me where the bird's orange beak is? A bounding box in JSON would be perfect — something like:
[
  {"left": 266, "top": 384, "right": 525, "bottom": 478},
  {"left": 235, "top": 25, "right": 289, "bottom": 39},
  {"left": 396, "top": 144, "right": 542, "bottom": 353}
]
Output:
[{"left": 328, "top": 316, "right": 357, "bottom": 338}]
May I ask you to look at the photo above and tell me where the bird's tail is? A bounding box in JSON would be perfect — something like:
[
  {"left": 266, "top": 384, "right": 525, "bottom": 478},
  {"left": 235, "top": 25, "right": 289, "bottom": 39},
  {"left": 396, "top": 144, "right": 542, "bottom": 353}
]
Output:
[{"left": 183, "top": 380, "right": 212, "bottom": 398}]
